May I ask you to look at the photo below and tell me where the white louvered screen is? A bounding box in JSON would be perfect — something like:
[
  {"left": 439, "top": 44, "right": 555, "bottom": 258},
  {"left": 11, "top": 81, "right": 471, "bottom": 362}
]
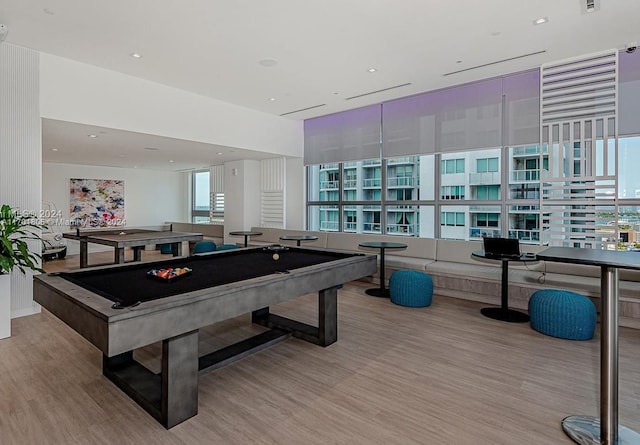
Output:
[
  {"left": 260, "top": 159, "right": 285, "bottom": 228},
  {"left": 261, "top": 191, "right": 284, "bottom": 227},
  {"left": 540, "top": 50, "right": 618, "bottom": 248},
  {"left": 209, "top": 165, "right": 224, "bottom": 224}
]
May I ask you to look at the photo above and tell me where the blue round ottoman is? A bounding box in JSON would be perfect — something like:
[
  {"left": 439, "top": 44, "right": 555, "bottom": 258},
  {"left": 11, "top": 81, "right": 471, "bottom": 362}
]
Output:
[
  {"left": 529, "top": 289, "right": 596, "bottom": 340},
  {"left": 389, "top": 270, "right": 433, "bottom": 307}
]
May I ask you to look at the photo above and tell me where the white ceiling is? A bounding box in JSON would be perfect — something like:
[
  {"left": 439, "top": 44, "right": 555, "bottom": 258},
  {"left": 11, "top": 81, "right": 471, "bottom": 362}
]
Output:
[{"left": 2, "top": 0, "right": 639, "bottom": 170}]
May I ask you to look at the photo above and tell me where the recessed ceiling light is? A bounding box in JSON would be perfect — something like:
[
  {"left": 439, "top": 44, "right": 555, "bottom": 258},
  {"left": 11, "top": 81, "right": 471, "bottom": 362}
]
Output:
[
  {"left": 168, "top": 160, "right": 174, "bottom": 163},
  {"left": 130, "top": 52, "right": 142, "bottom": 59},
  {"left": 88, "top": 134, "right": 97, "bottom": 138},
  {"left": 533, "top": 17, "right": 548, "bottom": 25},
  {"left": 258, "top": 58, "right": 278, "bottom": 67},
  {"left": 368, "top": 68, "right": 377, "bottom": 73},
  {"left": 216, "top": 152, "right": 223, "bottom": 155},
  {"left": 268, "top": 97, "right": 276, "bottom": 101}
]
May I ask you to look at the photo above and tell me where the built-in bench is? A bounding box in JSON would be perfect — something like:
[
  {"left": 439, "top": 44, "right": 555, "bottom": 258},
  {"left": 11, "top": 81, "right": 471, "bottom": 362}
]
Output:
[
  {"left": 165, "top": 222, "right": 225, "bottom": 253},
  {"left": 248, "top": 226, "right": 640, "bottom": 329}
]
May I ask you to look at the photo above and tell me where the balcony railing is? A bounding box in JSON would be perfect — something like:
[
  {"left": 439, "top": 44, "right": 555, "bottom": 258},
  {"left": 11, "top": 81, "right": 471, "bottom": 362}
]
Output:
[
  {"left": 362, "top": 160, "right": 381, "bottom": 166},
  {"left": 511, "top": 169, "right": 541, "bottom": 182},
  {"left": 319, "top": 221, "right": 339, "bottom": 231},
  {"left": 508, "top": 229, "right": 541, "bottom": 242},
  {"left": 386, "top": 224, "right": 415, "bottom": 235},
  {"left": 363, "top": 223, "right": 381, "bottom": 232},
  {"left": 468, "top": 171, "right": 501, "bottom": 184},
  {"left": 469, "top": 206, "right": 501, "bottom": 212},
  {"left": 469, "top": 228, "right": 501, "bottom": 238},
  {"left": 511, "top": 145, "right": 548, "bottom": 156},
  {"left": 362, "top": 178, "right": 382, "bottom": 187},
  {"left": 387, "top": 176, "right": 415, "bottom": 187},
  {"left": 387, "top": 157, "right": 418, "bottom": 165},
  {"left": 319, "top": 180, "right": 339, "bottom": 189},
  {"left": 343, "top": 179, "right": 358, "bottom": 188}
]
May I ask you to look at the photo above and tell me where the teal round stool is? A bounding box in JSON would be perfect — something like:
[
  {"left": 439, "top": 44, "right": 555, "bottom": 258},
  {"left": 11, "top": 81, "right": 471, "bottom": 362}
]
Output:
[
  {"left": 529, "top": 289, "right": 596, "bottom": 340},
  {"left": 193, "top": 241, "right": 216, "bottom": 253},
  {"left": 389, "top": 270, "right": 433, "bottom": 307}
]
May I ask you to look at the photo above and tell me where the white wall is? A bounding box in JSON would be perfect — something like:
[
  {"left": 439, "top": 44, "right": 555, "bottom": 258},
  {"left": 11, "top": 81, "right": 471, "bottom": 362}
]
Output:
[
  {"left": 39, "top": 54, "right": 304, "bottom": 158},
  {"left": 0, "top": 43, "right": 42, "bottom": 324},
  {"left": 224, "top": 160, "right": 261, "bottom": 243},
  {"left": 43, "top": 162, "right": 188, "bottom": 255}
]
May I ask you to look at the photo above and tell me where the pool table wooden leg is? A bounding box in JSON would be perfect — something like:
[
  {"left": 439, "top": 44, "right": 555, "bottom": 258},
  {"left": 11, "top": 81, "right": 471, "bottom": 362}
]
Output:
[
  {"left": 102, "top": 329, "right": 199, "bottom": 429},
  {"left": 318, "top": 287, "right": 338, "bottom": 346},
  {"left": 251, "top": 286, "right": 338, "bottom": 347},
  {"left": 162, "top": 329, "right": 198, "bottom": 428}
]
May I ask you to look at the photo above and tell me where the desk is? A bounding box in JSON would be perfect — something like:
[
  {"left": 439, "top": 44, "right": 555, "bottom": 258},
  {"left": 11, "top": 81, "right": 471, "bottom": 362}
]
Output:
[
  {"left": 472, "top": 251, "right": 536, "bottom": 323},
  {"left": 279, "top": 235, "right": 319, "bottom": 246},
  {"left": 228, "top": 230, "right": 263, "bottom": 247},
  {"left": 358, "top": 241, "right": 407, "bottom": 297},
  {"left": 63, "top": 229, "right": 203, "bottom": 268},
  {"left": 33, "top": 246, "right": 376, "bottom": 428},
  {"left": 537, "top": 247, "right": 640, "bottom": 445}
]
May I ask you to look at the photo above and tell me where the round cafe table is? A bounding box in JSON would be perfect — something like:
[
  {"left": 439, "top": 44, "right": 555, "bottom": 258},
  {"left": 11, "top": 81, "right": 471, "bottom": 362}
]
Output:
[
  {"left": 228, "top": 230, "right": 262, "bottom": 248},
  {"left": 358, "top": 241, "right": 407, "bottom": 297},
  {"left": 279, "top": 235, "right": 319, "bottom": 246}
]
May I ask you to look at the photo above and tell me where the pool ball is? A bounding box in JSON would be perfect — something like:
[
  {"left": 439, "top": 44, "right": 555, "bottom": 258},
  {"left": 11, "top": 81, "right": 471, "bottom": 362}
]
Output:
[{"left": 273, "top": 253, "right": 279, "bottom": 260}]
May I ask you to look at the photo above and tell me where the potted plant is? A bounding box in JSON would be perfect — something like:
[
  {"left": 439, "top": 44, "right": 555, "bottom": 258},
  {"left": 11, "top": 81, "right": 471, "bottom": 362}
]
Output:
[
  {"left": 0, "top": 204, "right": 44, "bottom": 274},
  {"left": 1, "top": 204, "right": 45, "bottom": 339}
]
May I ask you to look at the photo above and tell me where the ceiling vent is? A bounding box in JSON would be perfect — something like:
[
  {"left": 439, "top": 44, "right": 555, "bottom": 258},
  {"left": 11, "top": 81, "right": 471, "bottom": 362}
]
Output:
[
  {"left": 280, "top": 104, "right": 326, "bottom": 116},
  {"left": 443, "top": 50, "right": 546, "bottom": 76},
  {"left": 345, "top": 83, "right": 412, "bottom": 101}
]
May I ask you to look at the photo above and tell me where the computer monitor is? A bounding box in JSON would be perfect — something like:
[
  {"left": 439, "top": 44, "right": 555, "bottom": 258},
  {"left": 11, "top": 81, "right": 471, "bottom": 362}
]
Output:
[{"left": 482, "top": 237, "right": 520, "bottom": 258}]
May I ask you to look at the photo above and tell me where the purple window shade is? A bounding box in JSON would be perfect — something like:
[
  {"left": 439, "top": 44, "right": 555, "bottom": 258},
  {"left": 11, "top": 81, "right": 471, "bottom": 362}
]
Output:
[
  {"left": 382, "top": 77, "right": 503, "bottom": 157},
  {"left": 304, "top": 104, "right": 381, "bottom": 165},
  {"left": 503, "top": 69, "right": 541, "bottom": 146},
  {"left": 619, "top": 50, "right": 640, "bottom": 136}
]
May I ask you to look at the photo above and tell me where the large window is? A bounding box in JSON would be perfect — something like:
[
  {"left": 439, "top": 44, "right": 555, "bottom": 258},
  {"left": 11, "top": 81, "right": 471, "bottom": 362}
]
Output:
[
  {"left": 192, "top": 170, "right": 210, "bottom": 223},
  {"left": 441, "top": 159, "right": 465, "bottom": 174},
  {"left": 305, "top": 56, "right": 637, "bottom": 248}
]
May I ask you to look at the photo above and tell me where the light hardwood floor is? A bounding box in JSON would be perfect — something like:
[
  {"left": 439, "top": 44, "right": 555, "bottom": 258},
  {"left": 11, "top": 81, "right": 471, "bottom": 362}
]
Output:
[{"left": 1, "top": 252, "right": 639, "bottom": 444}]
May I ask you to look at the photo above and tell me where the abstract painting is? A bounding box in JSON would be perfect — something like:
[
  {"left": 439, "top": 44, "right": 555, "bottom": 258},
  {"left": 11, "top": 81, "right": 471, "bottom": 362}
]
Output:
[{"left": 69, "top": 178, "right": 125, "bottom": 227}]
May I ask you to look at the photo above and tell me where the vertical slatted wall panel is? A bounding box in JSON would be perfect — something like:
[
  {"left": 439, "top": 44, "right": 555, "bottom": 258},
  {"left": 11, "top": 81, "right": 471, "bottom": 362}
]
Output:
[
  {"left": 540, "top": 50, "right": 618, "bottom": 248},
  {"left": 0, "top": 43, "right": 42, "bottom": 322},
  {"left": 260, "top": 158, "right": 285, "bottom": 228},
  {"left": 209, "top": 165, "right": 224, "bottom": 224}
]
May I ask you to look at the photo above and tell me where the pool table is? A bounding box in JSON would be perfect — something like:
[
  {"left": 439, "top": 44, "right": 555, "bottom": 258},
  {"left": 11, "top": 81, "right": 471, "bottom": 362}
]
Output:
[
  {"left": 33, "top": 246, "right": 376, "bottom": 428},
  {"left": 63, "top": 228, "right": 204, "bottom": 268}
]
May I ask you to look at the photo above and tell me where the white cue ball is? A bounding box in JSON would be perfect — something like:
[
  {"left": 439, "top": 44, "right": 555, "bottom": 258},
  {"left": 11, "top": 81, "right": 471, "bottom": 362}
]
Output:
[{"left": 273, "top": 253, "right": 279, "bottom": 260}]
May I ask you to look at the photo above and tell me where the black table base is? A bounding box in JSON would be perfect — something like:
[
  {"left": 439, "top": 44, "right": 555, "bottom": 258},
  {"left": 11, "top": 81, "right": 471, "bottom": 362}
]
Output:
[
  {"left": 365, "top": 288, "right": 390, "bottom": 298},
  {"left": 480, "top": 307, "right": 530, "bottom": 323}
]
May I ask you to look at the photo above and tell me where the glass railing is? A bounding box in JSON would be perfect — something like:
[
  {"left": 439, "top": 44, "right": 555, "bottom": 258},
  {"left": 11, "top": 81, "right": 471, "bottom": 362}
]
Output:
[
  {"left": 362, "top": 223, "right": 382, "bottom": 232},
  {"left": 511, "top": 169, "right": 541, "bottom": 182},
  {"left": 362, "top": 160, "right": 382, "bottom": 166},
  {"left": 387, "top": 157, "right": 418, "bottom": 165},
  {"left": 343, "top": 179, "right": 357, "bottom": 188},
  {"left": 508, "top": 229, "right": 541, "bottom": 241},
  {"left": 319, "top": 180, "right": 339, "bottom": 189},
  {"left": 468, "top": 172, "right": 501, "bottom": 184},
  {"left": 319, "top": 221, "right": 339, "bottom": 231},
  {"left": 362, "top": 178, "right": 382, "bottom": 187},
  {"left": 469, "top": 228, "right": 501, "bottom": 238},
  {"left": 387, "top": 176, "right": 415, "bottom": 187},
  {"left": 386, "top": 224, "right": 415, "bottom": 235}
]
